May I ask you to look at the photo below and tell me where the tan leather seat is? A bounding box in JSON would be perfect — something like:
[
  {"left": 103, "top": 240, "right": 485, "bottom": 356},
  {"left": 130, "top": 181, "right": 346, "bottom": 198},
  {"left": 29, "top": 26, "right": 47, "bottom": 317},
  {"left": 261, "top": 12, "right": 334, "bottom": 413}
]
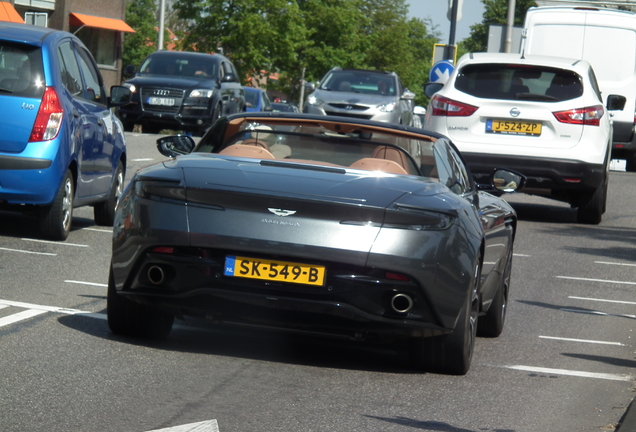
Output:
[
  {"left": 219, "top": 144, "right": 275, "bottom": 159},
  {"left": 241, "top": 138, "right": 270, "bottom": 150},
  {"left": 349, "top": 158, "right": 409, "bottom": 175},
  {"left": 371, "top": 146, "right": 411, "bottom": 174}
]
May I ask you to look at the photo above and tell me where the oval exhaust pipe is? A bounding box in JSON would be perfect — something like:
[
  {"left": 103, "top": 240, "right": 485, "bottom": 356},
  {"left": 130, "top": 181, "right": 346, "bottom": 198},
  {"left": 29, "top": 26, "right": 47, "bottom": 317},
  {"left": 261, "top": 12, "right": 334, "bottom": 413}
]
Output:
[
  {"left": 147, "top": 265, "right": 165, "bottom": 285},
  {"left": 391, "top": 293, "right": 413, "bottom": 313}
]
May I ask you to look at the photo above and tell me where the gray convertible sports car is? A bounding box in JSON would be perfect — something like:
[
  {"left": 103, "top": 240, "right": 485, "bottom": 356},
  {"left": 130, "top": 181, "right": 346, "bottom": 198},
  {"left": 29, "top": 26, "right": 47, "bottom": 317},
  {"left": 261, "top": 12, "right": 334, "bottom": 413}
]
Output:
[{"left": 108, "top": 112, "right": 525, "bottom": 375}]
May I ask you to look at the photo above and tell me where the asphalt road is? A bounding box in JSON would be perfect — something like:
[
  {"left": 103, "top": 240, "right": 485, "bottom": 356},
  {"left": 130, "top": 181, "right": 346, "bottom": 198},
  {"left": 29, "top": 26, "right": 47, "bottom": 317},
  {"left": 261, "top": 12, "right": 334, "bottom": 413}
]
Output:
[{"left": 0, "top": 132, "right": 634, "bottom": 432}]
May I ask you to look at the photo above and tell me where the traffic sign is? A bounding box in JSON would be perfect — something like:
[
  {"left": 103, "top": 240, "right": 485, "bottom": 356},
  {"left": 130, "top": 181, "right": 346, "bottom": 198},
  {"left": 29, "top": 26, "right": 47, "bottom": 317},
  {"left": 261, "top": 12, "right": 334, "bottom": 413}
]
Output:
[{"left": 429, "top": 60, "right": 455, "bottom": 84}]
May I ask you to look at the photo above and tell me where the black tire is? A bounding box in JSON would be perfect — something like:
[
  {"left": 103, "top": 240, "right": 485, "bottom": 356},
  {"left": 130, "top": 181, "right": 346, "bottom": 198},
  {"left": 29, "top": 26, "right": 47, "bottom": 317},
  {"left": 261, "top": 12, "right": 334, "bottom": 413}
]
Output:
[
  {"left": 94, "top": 161, "right": 124, "bottom": 226},
  {"left": 478, "top": 247, "right": 512, "bottom": 337},
  {"left": 576, "top": 177, "right": 606, "bottom": 225},
  {"left": 39, "top": 170, "right": 74, "bottom": 241},
  {"left": 626, "top": 153, "right": 636, "bottom": 172},
  {"left": 107, "top": 268, "right": 174, "bottom": 339},
  {"left": 410, "top": 257, "right": 480, "bottom": 375}
]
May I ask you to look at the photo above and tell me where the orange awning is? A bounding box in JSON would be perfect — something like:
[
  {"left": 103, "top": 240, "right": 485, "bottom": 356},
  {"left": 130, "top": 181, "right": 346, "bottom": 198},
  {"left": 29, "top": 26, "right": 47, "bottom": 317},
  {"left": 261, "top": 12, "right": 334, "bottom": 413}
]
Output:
[
  {"left": 70, "top": 12, "right": 135, "bottom": 33},
  {"left": 0, "top": 2, "right": 23, "bottom": 23}
]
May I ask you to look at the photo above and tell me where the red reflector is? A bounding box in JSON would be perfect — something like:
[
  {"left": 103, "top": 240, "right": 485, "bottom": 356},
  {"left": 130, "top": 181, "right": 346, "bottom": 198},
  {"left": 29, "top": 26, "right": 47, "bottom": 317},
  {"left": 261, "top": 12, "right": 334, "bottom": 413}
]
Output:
[
  {"left": 29, "top": 87, "right": 64, "bottom": 142},
  {"left": 385, "top": 272, "right": 409, "bottom": 281},
  {"left": 616, "top": 144, "right": 625, "bottom": 148},
  {"left": 563, "top": 178, "right": 581, "bottom": 183},
  {"left": 153, "top": 247, "right": 174, "bottom": 254}
]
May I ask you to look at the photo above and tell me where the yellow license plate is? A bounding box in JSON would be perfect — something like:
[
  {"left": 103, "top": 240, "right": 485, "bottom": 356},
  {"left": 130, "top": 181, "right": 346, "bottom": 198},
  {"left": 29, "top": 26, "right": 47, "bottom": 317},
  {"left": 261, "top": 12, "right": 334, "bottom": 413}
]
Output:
[
  {"left": 487, "top": 119, "right": 542, "bottom": 136},
  {"left": 224, "top": 255, "right": 326, "bottom": 286}
]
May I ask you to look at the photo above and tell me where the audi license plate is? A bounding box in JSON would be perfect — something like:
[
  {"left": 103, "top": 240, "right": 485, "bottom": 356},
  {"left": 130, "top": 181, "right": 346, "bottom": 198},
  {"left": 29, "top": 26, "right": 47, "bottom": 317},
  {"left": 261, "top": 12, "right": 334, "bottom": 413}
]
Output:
[
  {"left": 147, "top": 97, "right": 175, "bottom": 106},
  {"left": 486, "top": 119, "right": 542, "bottom": 136},
  {"left": 224, "top": 256, "right": 325, "bottom": 286}
]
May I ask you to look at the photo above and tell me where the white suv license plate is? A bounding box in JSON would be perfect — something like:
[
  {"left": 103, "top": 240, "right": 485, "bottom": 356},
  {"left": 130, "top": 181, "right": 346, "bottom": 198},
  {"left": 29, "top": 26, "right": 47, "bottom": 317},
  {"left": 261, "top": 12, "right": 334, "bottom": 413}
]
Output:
[
  {"left": 147, "top": 97, "right": 175, "bottom": 106},
  {"left": 486, "top": 119, "right": 542, "bottom": 136}
]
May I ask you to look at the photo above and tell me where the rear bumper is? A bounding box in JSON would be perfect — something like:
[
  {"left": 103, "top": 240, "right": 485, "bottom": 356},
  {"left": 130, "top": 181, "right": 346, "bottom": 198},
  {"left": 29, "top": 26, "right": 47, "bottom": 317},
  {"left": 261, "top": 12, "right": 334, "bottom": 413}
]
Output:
[{"left": 462, "top": 152, "right": 605, "bottom": 193}]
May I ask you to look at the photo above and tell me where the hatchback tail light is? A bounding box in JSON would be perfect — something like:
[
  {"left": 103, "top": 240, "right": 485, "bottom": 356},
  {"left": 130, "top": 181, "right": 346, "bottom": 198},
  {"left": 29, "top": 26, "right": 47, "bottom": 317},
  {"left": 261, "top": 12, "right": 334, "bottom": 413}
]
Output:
[
  {"left": 430, "top": 95, "right": 478, "bottom": 117},
  {"left": 552, "top": 105, "right": 604, "bottom": 126},
  {"left": 29, "top": 87, "right": 64, "bottom": 142}
]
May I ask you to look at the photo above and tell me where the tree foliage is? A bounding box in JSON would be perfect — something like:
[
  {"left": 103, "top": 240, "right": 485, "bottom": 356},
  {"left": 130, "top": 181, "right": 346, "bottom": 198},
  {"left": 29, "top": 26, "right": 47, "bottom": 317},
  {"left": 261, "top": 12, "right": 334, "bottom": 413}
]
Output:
[
  {"left": 123, "top": 0, "right": 158, "bottom": 70},
  {"left": 125, "top": 0, "right": 440, "bottom": 105},
  {"left": 462, "top": 0, "right": 536, "bottom": 53}
]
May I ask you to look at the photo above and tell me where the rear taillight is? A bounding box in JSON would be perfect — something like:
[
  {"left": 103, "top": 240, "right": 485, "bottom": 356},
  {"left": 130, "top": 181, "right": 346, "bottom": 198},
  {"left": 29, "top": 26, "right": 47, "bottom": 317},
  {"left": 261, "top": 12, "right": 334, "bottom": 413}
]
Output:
[
  {"left": 430, "top": 95, "right": 478, "bottom": 117},
  {"left": 553, "top": 105, "right": 604, "bottom": 126},
  {"left": 29, "top": 87, "right": 64, "bottom": 142}
]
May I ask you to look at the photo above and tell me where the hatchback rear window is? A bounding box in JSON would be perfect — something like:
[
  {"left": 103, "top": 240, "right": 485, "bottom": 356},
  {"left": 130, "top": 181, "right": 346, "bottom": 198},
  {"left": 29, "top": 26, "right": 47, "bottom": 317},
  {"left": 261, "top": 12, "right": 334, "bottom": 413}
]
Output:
[
  {"left": 454, "top": 64, "right": 583, "bottom": 102},
  {"left": 0, "top": 42, "right": 44, "bottom": 99}
]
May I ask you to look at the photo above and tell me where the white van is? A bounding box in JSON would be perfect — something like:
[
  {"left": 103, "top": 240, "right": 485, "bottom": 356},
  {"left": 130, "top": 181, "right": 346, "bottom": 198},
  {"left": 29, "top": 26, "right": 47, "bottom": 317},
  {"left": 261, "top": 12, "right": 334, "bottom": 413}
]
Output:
[{"left": 521, "top": 6, "right": 635, "bottom": 170}]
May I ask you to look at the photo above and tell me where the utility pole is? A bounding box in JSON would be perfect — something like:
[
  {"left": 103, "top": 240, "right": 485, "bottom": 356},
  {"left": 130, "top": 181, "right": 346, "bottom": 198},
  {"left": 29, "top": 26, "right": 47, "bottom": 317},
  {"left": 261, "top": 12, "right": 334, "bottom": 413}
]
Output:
[
  {"left": 158, "top": 0, "right": 166, "bottom": 51},
  {"left": 446, "top": 0, "right": 459, "bottom": 61},
  {"left": 299, "top": 67, "right": 306, "bottom": 109},
  {"left": 504, "top": 0, "right": 516, "bottom": 53}
]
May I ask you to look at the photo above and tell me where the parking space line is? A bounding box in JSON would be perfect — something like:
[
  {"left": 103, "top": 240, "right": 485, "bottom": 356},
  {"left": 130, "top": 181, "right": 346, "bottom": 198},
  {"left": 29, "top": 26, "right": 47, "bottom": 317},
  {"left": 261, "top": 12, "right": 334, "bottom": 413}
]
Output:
[
  {"left": 569, "top": 295, "right": 636, "bottom": 306},
  {"left": 595, "top": 261, "right": 636, "bottom": 268},
  {"left": 64, "top": 280, "right": 107, "bottom": 288},
  {"left": 0, "top": 247, "right": 57, "bottom": 256},
  {"left": 146, "top": 419, "right": 219, "bottom": 432},
  {"left": 0, "top": 309, "right": 47, "bottom": 328},
  {"left": 22, "top": 238, "right": 88, "bottom": 248},
  {"left": 560, "top": 307, "right": 636, "bottom": 319},
  {"left": 556, "top": 275, "right": 636, "bottom": 286},
  {"left": 539, "top": 335, "right": 625, "bottom": 346},
  {"left": 513, "top": 253, "right": 531, "bottom": 257},
  {"left": 502, "top": 365, "right": 633, "bottom": 382},
  {"left": 82, "top": 228, "right": 112, "bottom": 233}
]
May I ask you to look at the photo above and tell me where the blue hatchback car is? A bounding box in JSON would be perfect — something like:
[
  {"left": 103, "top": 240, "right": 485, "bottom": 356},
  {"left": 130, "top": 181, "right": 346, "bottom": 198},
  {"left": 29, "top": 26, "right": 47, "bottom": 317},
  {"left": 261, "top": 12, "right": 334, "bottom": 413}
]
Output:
[
  {"left": 0, "top": 23, "right": 131, "bottom": 240},
  {"left": 243, "top": 86, "right": 272, "bottom": 112}
]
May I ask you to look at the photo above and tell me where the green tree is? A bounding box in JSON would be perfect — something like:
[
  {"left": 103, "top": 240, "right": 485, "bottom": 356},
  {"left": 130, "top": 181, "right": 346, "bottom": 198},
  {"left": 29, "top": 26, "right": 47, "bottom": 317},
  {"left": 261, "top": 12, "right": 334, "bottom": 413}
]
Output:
[
  {"left": 123, "top": 0, "right": 158, "bottom": 73},
  {"left": 463, "top": 0, "right": 536, "bottom": 53}
]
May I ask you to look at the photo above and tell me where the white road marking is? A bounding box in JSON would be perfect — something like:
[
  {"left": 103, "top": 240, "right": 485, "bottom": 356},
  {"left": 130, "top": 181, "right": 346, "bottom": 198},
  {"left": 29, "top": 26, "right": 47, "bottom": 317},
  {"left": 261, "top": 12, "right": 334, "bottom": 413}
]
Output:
[
  {"left": 22, "top": 238, "right": 88, "bottom": 248},
  {"left": 0, "top": 309, "right": 47, "bottom": 328},
  {"left": 503, "top": 365, "right": 633, "bottom": 382},
  {"left": 539, "top": 335, "right": 625, "bottom": 346},
  {"left": 595, "top": 261, "right": 636, "bottom": 267},
  {"left": 146, "top": 419, "right": 219, "bottom": 432},
  {"left": 0, "top": 247, "right": 56, "bottom": 256},
  {"left": 569, "top": 295, "right": 636, "bottom": 306},
  {"left": 65, "top": 280, "right": 108, "bottom": 288},
  {"left": 82, "top": 227, "right": 112, "bottom": 233},
  {"left": 560, "top": 307, "right": 636, "bottom": 319},
  {"left": 513, "top": 253, "right": 531, "bottom": 257},
  {"left": 556, "top": 275, "right": 636, "bottom": 286},
  {"left": 133, "top": 158, "right": 155, "bottom": 162}
]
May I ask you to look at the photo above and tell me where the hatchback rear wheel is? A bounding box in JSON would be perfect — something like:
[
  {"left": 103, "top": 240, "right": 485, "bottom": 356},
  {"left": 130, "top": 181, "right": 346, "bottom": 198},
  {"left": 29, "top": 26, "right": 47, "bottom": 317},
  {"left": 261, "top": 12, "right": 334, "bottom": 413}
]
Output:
[
  {"left": 94, "top": 161, "right": 124, "bottom": 226},
  {"left": 576, "top": 175, "right": 606, "bottom": 224},
  {"left": 39, "top": 170, "right": 73, "bottom": 241}
]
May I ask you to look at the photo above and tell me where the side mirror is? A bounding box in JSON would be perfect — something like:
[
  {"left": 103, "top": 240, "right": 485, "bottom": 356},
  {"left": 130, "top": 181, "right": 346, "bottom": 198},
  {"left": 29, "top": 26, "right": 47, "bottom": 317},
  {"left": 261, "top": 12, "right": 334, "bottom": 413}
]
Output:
[
  {"left": 221, "top": 73, "right": 238, "bottom": 83},
  {"left": 305, "top": 82, "right": 316, "bottom": 92},
  {"left": 108, "top": 85, "right": 132, "bottom": 107},
  {"left": 491, "top": 169, "right": 526, "bottom": 193},
  {"left": 157, "top": 135, "right": 196, "bottom": 158},
  {"left": 402, "top": 89, "right": 416, "bottom": 100},
  {"left": 607, "top": 94, "right": 626, "bottom": 111},
  {"left": 123, "top": 64, "right": 135, "bottom": 76},
  {"left": 424, "top": 82, "right": 444, "bottom": 98}
]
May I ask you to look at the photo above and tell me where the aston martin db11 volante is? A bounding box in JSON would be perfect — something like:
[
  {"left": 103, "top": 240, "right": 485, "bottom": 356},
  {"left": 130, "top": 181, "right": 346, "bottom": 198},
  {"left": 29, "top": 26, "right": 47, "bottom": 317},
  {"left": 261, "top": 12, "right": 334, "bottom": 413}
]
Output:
[{"left": 107, "top": 112, "right": 525, "bottom": 375}]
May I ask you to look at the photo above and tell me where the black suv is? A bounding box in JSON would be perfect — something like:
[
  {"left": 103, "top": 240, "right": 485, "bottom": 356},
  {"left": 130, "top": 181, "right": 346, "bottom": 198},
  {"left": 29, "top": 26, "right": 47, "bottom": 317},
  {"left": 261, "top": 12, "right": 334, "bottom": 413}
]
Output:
[{"left": 117, "top": 51, "right": 245, "bottom": 135}]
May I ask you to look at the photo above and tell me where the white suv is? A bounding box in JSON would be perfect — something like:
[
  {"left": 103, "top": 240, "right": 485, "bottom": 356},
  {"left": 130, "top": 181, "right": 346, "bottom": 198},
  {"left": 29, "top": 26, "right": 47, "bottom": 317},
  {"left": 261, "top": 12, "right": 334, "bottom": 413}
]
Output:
[{"left": 423, "top": 52, "right": 625, "bottom": 224}]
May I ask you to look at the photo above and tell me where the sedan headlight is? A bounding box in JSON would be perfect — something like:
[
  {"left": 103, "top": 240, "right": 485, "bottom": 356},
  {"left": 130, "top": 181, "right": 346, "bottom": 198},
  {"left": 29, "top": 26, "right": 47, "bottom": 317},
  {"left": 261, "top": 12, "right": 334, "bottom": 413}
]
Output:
[
  {"left": 307, "top": 94, "right": 324, "bottom": 106},
  {"left": 190, "top": 89, "right": 214, "bottom": 98},
  {"left": 378, "top": 102, "right": 397, "bottom": 112}
]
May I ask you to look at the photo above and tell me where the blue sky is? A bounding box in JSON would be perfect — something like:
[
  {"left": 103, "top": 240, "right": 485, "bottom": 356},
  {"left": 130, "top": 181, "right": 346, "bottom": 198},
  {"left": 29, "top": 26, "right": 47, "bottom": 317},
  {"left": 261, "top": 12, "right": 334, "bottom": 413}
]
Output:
[{"left": 408, "top": 0, "right": 486, "bottom": 42}]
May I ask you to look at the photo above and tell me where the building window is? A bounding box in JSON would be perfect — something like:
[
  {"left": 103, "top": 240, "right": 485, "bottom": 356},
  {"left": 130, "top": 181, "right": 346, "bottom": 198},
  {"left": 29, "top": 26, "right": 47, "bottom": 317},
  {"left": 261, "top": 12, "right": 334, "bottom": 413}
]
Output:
[
  {"left": 72, "top": 27, "right": 117, "bottom": 68},
  {"left": 25, "top": 12, "right": 47, "bottom": 27}
]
